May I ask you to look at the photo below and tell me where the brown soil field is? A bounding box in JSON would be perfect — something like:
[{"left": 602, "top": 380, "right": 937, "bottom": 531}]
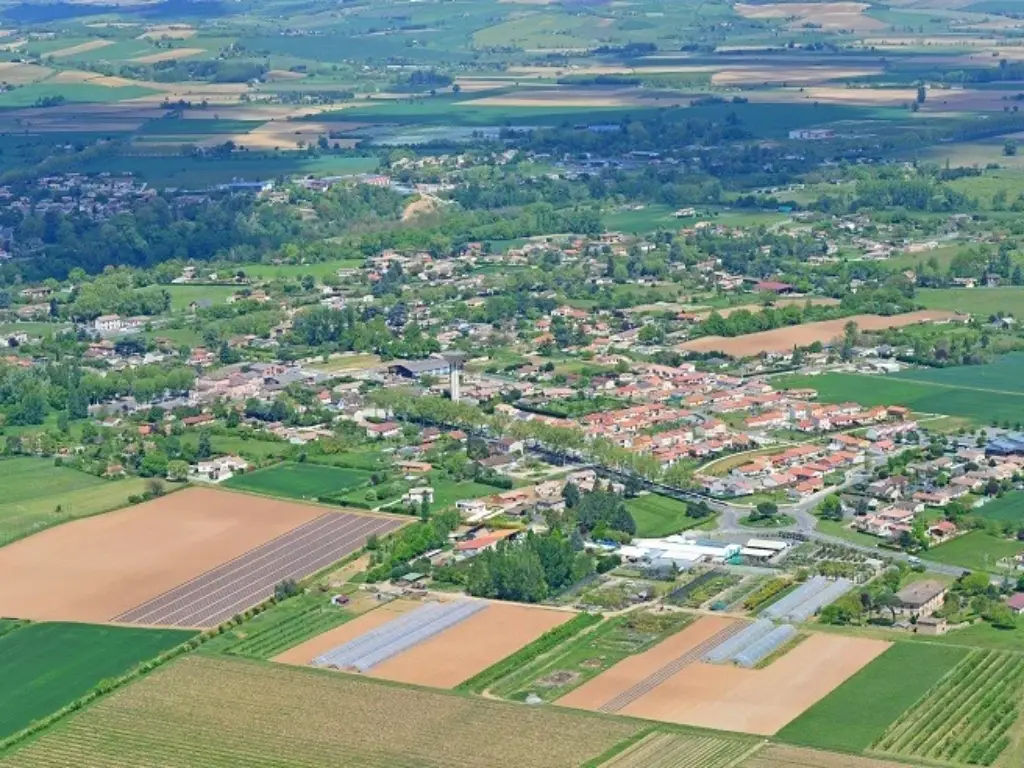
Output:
[
  {"left": 0, "top": 487, "right": 329, "bottom": 623},
  {"left": 748, "top": 86, "right": 917, "bottom": 107},
  {"left": 467, "top": 88, "right": 692, "bottom": 108},
  {"left": 619, "top": 634, "right": 890, "bottom": 735},
  {"left": 264, "top": 69, "right": 306, "bottom": 81},
  {"left": 712, "top": 66, "right": 882, "bottom": 86},
  {"left": 678, "top": 310, "right": 962, "bottom": 357},
  {"left": 558, "top": 615, "right": 738, "bottom": 709},
  {"left": 224, "top": 119, "right": 364, "bottom": 150},
  {"left": 0, "top": 62, "right": 51, "bottom": 84},
  {"left": 403, "top": 195, "right": 441, "bottom": 221},
  {"left": 138, "top": 24, "right": 196, "bottom": 39},
  {"left": 131, "top": 47, "right": 205, "bottom": 64},
  {"left": 741, "top": 744, "right": 913, "bottom": 768},
  {"left": 735, "top": 2, "right": 885, "bottom": 32},
  {"left": 368, "top": 603, "right": 572, "bottom": 688},
  {"left": 272, "top": 599, "right": 419, "bottom": 664},
  {"left": 48, "top": 39, "right": 114, "bottom": 58}
]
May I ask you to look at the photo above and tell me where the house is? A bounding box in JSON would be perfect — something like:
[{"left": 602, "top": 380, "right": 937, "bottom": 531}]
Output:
[
  {"left": 454, "top": 528, "right": 518, "bottom": 555},
  {"left": 866, "top": 476, "right": 907, "bottom": 501},
  {"left": 94, "top": 314, "right": 122, "bottom": 333},
  {"left": 401, "top": 486, "right": 434, "bottom": 505},
  {"left": 193, "top": 455, "right": 250, "bottom": 482},
  {"left": 1006, "top": 593, "right": 1024, "bottom": 615},
  {"left": 366, "top": 421, "right": 401, "bottom": 439},
  {"left": 896, "top": 580, "right": 948, "bottom": 618}
]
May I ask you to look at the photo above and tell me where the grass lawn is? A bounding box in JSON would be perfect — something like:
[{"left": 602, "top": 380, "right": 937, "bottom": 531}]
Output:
[
  {"left": 306, "top": 353, "right": 383, "bottom": 374},
  {"left": 0, "top": 622, "right": 192, "bottom": 740},
  {"left": 223, "top": 462, "right": 371, "bottom": 501},
  {"left": 918, "top": 287, "right": 1024, "bottom": 319},
  {"left": 926, "top": 531, "right": 1023, "bottom": 573},
  {"left": 816, "top": 519, "right": 893, "bottom": 549},
  {"left": 740, "top": 513, "right": 796, "bottom": 528},
  {"left": 179, "top": 432, "right": 289, "bottom": 461},
  {"left": 428, "top": 473, "right": 499, "bottom": 509},
  {"left": 970, "top": 494, "right": 1024, "bottom": 523},
  {"left": 776, "top": 642, "right": 968, "bottom": 753},
  {"left": 0, "top": 458, "right": 150, "bottom": 545},
  {"left": 241, "top": 259, "right": 365, "bottom": 281},
  {"left": 626, "top": 493, "right": 712, "bottom": 538}
]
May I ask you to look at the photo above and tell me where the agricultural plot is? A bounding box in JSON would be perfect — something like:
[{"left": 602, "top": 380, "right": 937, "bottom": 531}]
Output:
[
  {"left": 114, "top": 511, "right": 402, "bottom": 628},
  {"left": 0, "top": 457, "right": 149, "bottom": 545},
  {"left": 493, "top": 611, "right": 696, "bottom": 703},
  {"left": 627, "top": 494, "right": 709, "bottom": 538},
  {"left": 918, "top": 287, "right": 1024, "bottom": 319},
  {"left": 217, "top": 595, "right": 354, "bottom": 659},
  {"left": 926, "top": 531, "right": 1023, "bottom": 573},
  {"left": 0, "top": 622, "right": 192, "bottom": 741},
  {"left": 223, "top": 462, "right": 372, "bottom": 502},
  {"left": 600, "top": 731, "right": 755, "bottom": 768},
  {"left": 776, "top": 642, "right": 968, "bottom": 753},
  {"left": 778, "top": 372, "right": 1024, "bottom": 424},
  {"left": 873, "top": 650, "right": 1024, "bottom": 766},
  {"left": 0, "top": 656, "right": 643, "bottom": 768},
  {"left": 740, "top": 745, "right": 918, "bottom": 768},
  {"left": 564, "top": 631, "right": 890, "bottom": 736},
  {"left": 0, "top": 487, "right": 391, "bottom": 623}
]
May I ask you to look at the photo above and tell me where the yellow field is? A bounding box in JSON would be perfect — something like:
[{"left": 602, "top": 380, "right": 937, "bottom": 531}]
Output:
[{"left": 47, "top": 40, "right": 114, "bottom": 58}]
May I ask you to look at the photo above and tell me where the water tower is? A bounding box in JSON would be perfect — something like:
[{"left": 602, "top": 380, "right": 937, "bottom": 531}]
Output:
[{"left": 442, "top": 352, "right": 468, "bottom": 403}]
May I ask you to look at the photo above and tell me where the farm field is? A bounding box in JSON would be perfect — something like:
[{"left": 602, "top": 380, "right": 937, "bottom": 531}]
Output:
[
  {"left": 600, "top": 731, "right": 755, "bottom": 768},
  {"left": 873, "top": 650, "right": 1024, "bottom": 766},
  {"left": 777, "top": 372, "right": 1024, "bottom": 424},
  {"left": 971, "top": 494, "right": 1024, "bottom": 523},
  {"left": 918, "top": 287, "right": 1024, "bottom": 318},
  {"left": 627, "top": 493, "right": 709, "bottom": 538},
  {"left": 926, "top": 530, "right": 1023, "bottom": 573},
  {"left": 739, "top": 745, "right": 918, "bottom": 768},
  {"left": 491, "top": 610, "right": 696, "bottom": 703},
  {"left": 0, "top": 622, "right": 192, "bottom": 741},
  {"left": 0, "top": 656, "right": 644, "bottom": 768},
  {"left": 364, "top": 602, "right": 572, "bottom": 689},
  {"left": 0, "top": 487, "right": 397, "bottom": 623},
  {"left": 0, "top": 458, "right": 149, "bottom": 545},
  {"left": 679, "top": 311, "right": 962, "bottom": 357},
  {"left": 894, "top": 352, "right": 1024, "bottom": 395},
  {"left": 223, "top": 462, "right": 372, "bottom": 502},
  {"left": 776, "top": 642, "right": 968, "bottom": 753},
  {"left": 562, "top": 629, "right": 890, "bottom": 736}
]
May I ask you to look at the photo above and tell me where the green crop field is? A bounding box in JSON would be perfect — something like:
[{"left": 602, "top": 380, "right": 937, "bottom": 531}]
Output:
[
  {"left": 776, "top": 642, "right": 968, "bottom": 754},
  {"left": 918, "top": 287, "right": 1024, "bottom": 319},
  {"left": 219, "top": 597, "right": 353, "bottom": 660},
  {"left": 626, "top": 493, "right": 710, "bottom": 538},
  {"left": 777, "top": 372, "right": 1024, "bottom": 424},
  {"left": 894, "top": 353, "right": 1024, "bottom": 395},
  {"left": 0, "top": 458, "right": 150, "bottom": 545},
  {"left": 0, "top": 622, "right": 192, "bottom": 741},
  {"left": 971, "top": 494, "right": 1024, "bottom": 523},
  {"left": 223, "top": 462, "right": 371, "bottom": 501},
  {"left": 874, "top": 650, "right": 1024, "bottom": 766},
  {"left": 926, "top": 531, "right": 1024, "bottom": 573},
  {"left": 0, "top": 656, "right": 643, "bottom": 768},
  {"left": 240, "top": 259, "right": 365, "bottom": 281}
]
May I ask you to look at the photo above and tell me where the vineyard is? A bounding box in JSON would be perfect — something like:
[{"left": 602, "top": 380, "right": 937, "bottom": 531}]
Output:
[
  {"left": 0, "top": 656, "right": 642, "bottom": 768},
  {"left": 873, "top": 650, "right": 1024, "bottom": 766},
  {"left": 600, "top": 731, "right": 754, "bottom": 768},
  {"left": 225, "top": 602, "right": 353, "bottom": 659},
  {"left": 740, "top": 745, "right": 917, "bottom": 768}
]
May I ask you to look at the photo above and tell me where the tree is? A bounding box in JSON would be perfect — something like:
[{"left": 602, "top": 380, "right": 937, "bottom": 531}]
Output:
[
  {"left": 197, "top": 430, "right": 212, "bottom": 460},
  {"left": 419, "top": 494, "right": 431, "bottom": 521},
  {"left": 562, "top": 481, "right": 581, "bottom": 509},
  {"left": 916, "top": 84, "right": 927, "bottom": 104},
  {"left": 466, "top": 435, "right": 489, "bottom": 461},
  {"left": 141, "top": 451, "right": 170, "bottom": 478},
  {"left": 753, "top": 500, "right": 779, "bottom": 521},
  {"left": 146, "top": 479, "right": 166, "bottom": 498},
  {"left": 167, "top": 460, "right": 189, "bottom": 482},
  {"left": 817, "top": 494, "right": 843, "bottom": 521},
  {"left": 1005, "top": 139, "right": 1019, "bottom": 157}
]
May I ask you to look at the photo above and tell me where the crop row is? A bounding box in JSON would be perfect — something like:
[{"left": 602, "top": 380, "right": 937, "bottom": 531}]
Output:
[
  {"left": 741, "top": 578, "right": 791, "bottom": 611},
  {"left": 456, "top": 612, "right": 602, "bottom": 694},
  {"left": 875, "top": 650, "right": 1024, "bottom": 766},
  {"left": 601, "top": 732, "right": 752, "bottom": 768},
  {"left": 226, "top": 604, "right": 350, "bottom": 659}
]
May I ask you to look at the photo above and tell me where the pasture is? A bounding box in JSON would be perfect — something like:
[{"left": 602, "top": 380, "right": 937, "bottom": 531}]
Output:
[
  {"left": 926, "top": 530, "right": 1024, "bottom": 573},
  {"left": 775, "top": 642, "right": 968, "bottom": 753},
  {"left": 972, "top": 494, "right": 1024, "bottom": 523},
  {"left": 0, "top": 656, "right": 644, "bottom": 768},
  {"left": 917, "top": 287, "right": 1024, "bottom": 318},
  {"left": 0, "top": 458, "right": 149, "bottom": 546},
  {"left": 777, "top": 372, "right": 1024, "bottom": 424},
  {"left": 223, "top": 462, "right": 372, "bottom": 502},
  {"left": 0, "top": 487, "right": 396, "bottom": 624},
  {"left": 0, "top": 622, "right": 192, "bottom": 741}
]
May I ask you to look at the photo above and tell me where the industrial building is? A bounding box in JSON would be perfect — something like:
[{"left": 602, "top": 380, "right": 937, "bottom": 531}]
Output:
[{"left": 618, "top": 534, "right": 742, "bottom": 568}]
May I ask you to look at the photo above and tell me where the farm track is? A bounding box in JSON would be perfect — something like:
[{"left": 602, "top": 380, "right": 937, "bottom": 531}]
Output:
[
  {"left": 597, "top": 620, "right": 745, "bottom": 713},
  {"left": 113, "top": 513, "right": 400, "bottom": 628}
]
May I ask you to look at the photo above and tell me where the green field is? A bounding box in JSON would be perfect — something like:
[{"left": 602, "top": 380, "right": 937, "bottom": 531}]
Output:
[
  {"left": 776, "top": 642, "right": 969, "bottom": 753},
  {"left": 626, "top": 493, "right": 711, "bottom": 538},
  {"left": 0, "top": 458, "right": 150, "bottom": 545},
  {"left": 0, "top": 622, "right": 192, "bottom": 741},
  {"left": 971, "top": 494, "right": 1024, "bottom": 523},
  {"left": 777, "top": 371, "right": 1024, "bottom": 424},
  {"left": 918, "top": 287, "right": 1024, "bottom": 319},
  {"left": 223, "top": 462, "right": 371, "bottom": 501},
  {"left": 926, "top": 530, "right": 1023, "bottom": 573},
  {"left": 240, "top": 259, "right": 365, "bottom": 281},
  {"left": 895, "top": 352, "right": 1024, "bottom": 395},
  {"left": 162, "top": 285, "right": 240, "bottom": 312}
]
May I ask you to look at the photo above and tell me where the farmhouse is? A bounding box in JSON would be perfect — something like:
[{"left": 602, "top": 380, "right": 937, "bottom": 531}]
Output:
[{"left": 896, "top": 580, "right": 948, "bottom": 618}]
